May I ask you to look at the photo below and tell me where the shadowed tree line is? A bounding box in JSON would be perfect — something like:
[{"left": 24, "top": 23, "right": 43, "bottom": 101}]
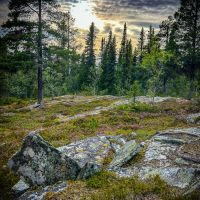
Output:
[{"left": 0, "top": 0, "right": 199, "bottom": 105}]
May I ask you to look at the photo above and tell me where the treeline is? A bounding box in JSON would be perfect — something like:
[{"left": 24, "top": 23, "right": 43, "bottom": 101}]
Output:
[{"left": 0, "top": 0, "right": 199, "bottom": 104}]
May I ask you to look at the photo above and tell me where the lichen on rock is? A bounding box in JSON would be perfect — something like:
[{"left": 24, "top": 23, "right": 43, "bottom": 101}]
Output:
[{"left": 8, "top": 132, "right": 80, "bottom": 186}]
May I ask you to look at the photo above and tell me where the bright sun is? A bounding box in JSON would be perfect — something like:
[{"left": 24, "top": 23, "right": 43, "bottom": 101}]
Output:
[{"left": 71, "top": 0, "right": 104, "bottom": 30}]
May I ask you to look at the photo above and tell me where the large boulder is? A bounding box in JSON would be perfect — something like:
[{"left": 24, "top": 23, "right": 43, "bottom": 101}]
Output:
[
  {"left": 8, "top": 132, "right": 128, "bottom": 190},
  {"left": 8, "top": 132, "right": 80, "bottom": 186},
  {"left": 109, "top": 140, "right": 141, "bottom": 169}
]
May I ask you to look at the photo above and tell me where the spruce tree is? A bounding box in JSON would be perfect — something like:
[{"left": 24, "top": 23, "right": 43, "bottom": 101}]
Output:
[
  {"left": 99, "top": 31, "right": 116, "bottom": 94},
  {"left": 117, "top": 23, "right": 128, "bottom": 93},
  {"left": 174, "top": 0, "right": 200, "bottom": 98},
  {"left": 147, "top": 25, "right": 154, "bottom": 53},
  {"left": 126, "top": 39, "right": 133, "bottom": 84},
  {"left": 138, "top": 27, "right": 145, "bottom": 62},
  {"left": 79, "top": 22, "right": 96, "bottom": 89}
]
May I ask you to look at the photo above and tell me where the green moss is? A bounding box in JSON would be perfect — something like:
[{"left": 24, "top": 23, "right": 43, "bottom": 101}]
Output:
[
  {"left": 87, "top": 175, "right": 173, "bottom": 200},
  {"left": 86, "top": 171, "right": 116, "bottom": 189}
]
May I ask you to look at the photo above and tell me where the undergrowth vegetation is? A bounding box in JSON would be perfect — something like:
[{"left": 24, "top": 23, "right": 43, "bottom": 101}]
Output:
[{"left": 0, "top": 96, "right": 199, "bottom": 200}]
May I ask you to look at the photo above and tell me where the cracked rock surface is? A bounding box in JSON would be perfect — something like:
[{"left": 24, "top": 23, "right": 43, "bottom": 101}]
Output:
[{"left": 111, "top": 128, "right": 200, "bottom": 189}]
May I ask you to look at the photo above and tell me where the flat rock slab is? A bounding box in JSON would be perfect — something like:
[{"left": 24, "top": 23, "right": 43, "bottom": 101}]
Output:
[
  {"left": 57, "top": 135, "right": 127, "bottom": 168},
  {"left": 136, "top": 167, "right": 195, "bottom": 189},
  {"left": 186, "top": 113, "right": 200, "bottom": 124},
  {"left": 111, "top": 128, "right": 200, "bottom": 189},
  {"left": 8, "top": 132, "right": 80, "bottom": 186},
  {"left": 135, "top": 96, "right": 186, "bottom": 104}
]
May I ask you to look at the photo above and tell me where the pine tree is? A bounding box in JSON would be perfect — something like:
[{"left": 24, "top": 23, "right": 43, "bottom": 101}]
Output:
[
  {"left": 3, "top": 0, "right": 58, "bottom": 106},
  {"left": 49, "top": 11, "right": 78, "bottom": 51},
  {"left": 174, "top": 0, "right": 200, "bottom": 98},
  {"left": 47, "top": 10, "right": 79, "bottom": 83}
]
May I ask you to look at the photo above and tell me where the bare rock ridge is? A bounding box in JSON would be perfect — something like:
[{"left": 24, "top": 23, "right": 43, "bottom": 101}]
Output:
[{"left": 8, "top": 127, "right": 200, "bottom": 199}]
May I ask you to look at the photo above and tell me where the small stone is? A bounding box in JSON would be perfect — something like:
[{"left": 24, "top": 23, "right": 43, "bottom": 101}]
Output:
[{"left": 12, "top": 179, "right": 30, "bottom": 197}]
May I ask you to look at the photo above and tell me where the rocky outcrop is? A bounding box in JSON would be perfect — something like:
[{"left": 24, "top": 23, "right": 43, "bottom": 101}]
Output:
[
  {"left": 8, "top": 132, "right": 80, "bottom": 186},
  {"left": 8, "top": 132, "right": 128, "bottom": 198},
  {"left": 135, "top": 96, "right": 187, "bottom": 104},
  {"left": 8, "top": 127, "right": 200, "bottom": 199},
  {"left": 111, "top": 128, "right": 200, "bottom": 189}
]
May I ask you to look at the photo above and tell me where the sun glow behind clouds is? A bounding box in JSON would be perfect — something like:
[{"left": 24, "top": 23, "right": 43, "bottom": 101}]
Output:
[{"left": 71, "top": 0, "right": 104, "bottom": 30}]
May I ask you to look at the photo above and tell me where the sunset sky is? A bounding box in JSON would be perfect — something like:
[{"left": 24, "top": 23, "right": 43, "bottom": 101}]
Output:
[{"left": 0, "top": 0, "right": 180, "bottom": 49}]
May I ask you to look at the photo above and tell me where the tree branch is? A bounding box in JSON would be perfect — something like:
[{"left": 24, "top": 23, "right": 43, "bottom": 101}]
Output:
[{"left": 25, "top": 2, "right": 39, "bottom": 15}]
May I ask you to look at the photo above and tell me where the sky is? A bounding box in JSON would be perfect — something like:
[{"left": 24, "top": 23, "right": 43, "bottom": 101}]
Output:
[{"left": 0, "top": 0, "right": 180, "bottom": 49}]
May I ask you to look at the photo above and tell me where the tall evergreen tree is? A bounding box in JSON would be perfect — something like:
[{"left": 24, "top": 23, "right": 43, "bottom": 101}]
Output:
[
  {"left": 79, "top": 22, "right": 96, "bottom": 88},
  {"left": 174, "top": 0, "right": 200, "bottom": 98},
  {"left": 117, "top": 23, "right": 129, "bottom": 92},
  {"left": 3, "top": 0, "right": 58, "bottom": 106},
  {"left": 147, "top": 25, "right": 155, "bottom": 53},
  {"left": 99, "top": 31, "right": 116, "bottom": 94},
  {"left": 126, "top": 39, "right": 133, "bottom": 84},
  {"left": 138, "top": 27, "right": 145, "bottom": 62},
  {"left": 159, "top": 16, "right": 174, "bottom": 49}
]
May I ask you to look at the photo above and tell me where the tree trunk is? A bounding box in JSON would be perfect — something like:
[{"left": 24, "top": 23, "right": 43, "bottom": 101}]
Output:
[
  {"left": 188, "top": 0, "right": 199, "bottom": 100},
  {"left": 163, "top": 77, "right": 167, "bottom": 95},
  {"left": 37, "top": 0, "right": 43, "bottom": 107},
  {"left": 188, "top": 72, "right": 195, "bottom": 100}
]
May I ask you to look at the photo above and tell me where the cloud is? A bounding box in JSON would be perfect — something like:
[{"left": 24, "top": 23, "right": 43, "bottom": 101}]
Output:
[
  {"left": 103, "top": 23, "right": 112, "bottom": 33},
  {"left": 0, "top": 0, "right": 180, "bottom": 48},
  {"left": 115, "top": 27, "right": 122, "bottom": 33}
]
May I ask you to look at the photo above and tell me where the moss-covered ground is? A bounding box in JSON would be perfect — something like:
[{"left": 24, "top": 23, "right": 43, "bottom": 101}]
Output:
[{"left": 0, "top": 96, "right": 200, "bottom": 200}]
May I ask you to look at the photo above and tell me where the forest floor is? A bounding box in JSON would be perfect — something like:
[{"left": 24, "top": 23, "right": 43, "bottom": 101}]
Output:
[{"left": 0, "top": 95, "right": 200, "bottom": 200}]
